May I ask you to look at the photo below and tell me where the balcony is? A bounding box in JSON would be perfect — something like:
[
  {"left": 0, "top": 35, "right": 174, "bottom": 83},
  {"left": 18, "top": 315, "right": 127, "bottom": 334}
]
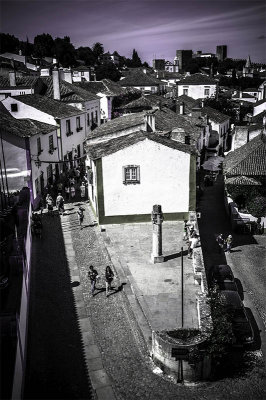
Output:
[
  {"left": 66, "top": 131, "right": 73, "bottom": 137},
  {"left": 76, "top": 127, "right": 83, "bottom": 132}
]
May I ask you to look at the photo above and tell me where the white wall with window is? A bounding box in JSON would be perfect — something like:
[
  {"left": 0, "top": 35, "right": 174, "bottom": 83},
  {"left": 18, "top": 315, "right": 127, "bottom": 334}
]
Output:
[
  {"left": 100, "top": 139, "right": 191, "bottom": 216},
  {"left": 178, "top": 84, "right": 216, "bottom": 99}
]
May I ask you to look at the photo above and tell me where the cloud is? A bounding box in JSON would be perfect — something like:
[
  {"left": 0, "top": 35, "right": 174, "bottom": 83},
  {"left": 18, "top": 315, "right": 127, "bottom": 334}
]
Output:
[{"left": 257, "top": 35, "right": 266, "bottom": 39}]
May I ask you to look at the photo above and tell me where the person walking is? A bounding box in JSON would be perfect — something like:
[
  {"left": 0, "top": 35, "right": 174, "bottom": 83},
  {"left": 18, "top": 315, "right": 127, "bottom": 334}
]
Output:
[
  {"left": 64, "top": 184, "right": 70, "bottom": 201},
  {"left": 56, "top": 193, "right": 65, "bottom": 215},
  {"left": 188, "top": 234, "right": 199, "bottom": 259},
  {"left": 80, "top": 181, "right": 86, "bottom": 199},
  {"left": 225, "top": 234, "right": 233, "bottom": 253},
  {"left": 88, "top": 265, "right": 98, "bottom": 296},
  {"left": 46, "top": 194, "right": 54, "bottom": 216},
  {"left": 77, "top": 206, "right": 84, "bottom": 229},
  {"left": 105, "top": 266, "right": 114, "bottom": 297},
  {"left": 70, "top": 184, "right": 76, "bottom": 200},
  {"left": 216, "top": 233, "right": 225, "bottom": 254},
  {"left": 183, "top": 220, "right": 189, "bottom": 241}
]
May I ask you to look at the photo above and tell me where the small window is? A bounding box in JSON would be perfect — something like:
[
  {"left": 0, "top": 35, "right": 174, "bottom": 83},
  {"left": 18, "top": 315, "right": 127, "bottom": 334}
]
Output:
[
  {"left": 123, "top": 165, "right": 140, "bottom": 185},
  {"left": 95, "top": 111, "right": 98, "bottom": 123},
  {"left": 204, "top": 88, "right": 210, "bottom": 96},
  {"left": 76, "top": 116, "right": 81, "bottom": 130},
  {"left": 81, "top": 71, "right": 84, "bottom": 76},
  {"left": 77, "top": 144, "right": 81, "bottom": 158},
  {"left": 37, "top": 137, "right": 42, "bottom": 154},
  {"left": 35, "top": 178, "right": 39, "bottom": 194},
  {"left": 183, "top": 88, "right": 188, "bottom": 95},
  {"left": 87, "top": 113, "right": 90, "bottom": 126},
  {"left": 66, "top": 120, "right": 72, "bottom": 135},
  {"left": 11, "top": 103, "right": 18, "bottom": 111},
  {"left": 49, "top": 135, "right": 54, "bottom": 151},
  {"left": 91, "top": 112, "right": 94, "bottom": 123}
]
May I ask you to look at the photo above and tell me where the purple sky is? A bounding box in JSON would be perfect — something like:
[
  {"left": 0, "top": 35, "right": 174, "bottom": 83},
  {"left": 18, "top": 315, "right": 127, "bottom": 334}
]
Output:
[{"left": 1, "top": 0, "right": 266, "bottom": 64}]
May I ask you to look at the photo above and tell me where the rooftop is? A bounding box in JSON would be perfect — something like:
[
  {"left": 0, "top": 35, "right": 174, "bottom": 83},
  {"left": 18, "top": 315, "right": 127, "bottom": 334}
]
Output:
[
  {"left": 40, "top": 76, "right": 100, "bottom": 102},
  {"left": 75, "top": 79, "right": 125, "bottom": 96},
  {"left": 224, "top": 132, "right": 266, "bottom": 176},
  {"left": 88, "top": 111, "right": 146, "bottom": 138},
  {"left": 0, "top": 75, "right": 40, "bottom": 89},
  {"left": 119, "top": 70, "right": 163, "bottom": 87},
  {"left": 178, "top": 73, "right": 217, "bottom": 85},
  {"left": 201, "top": 106, "right": 230, "bottom": 123},
  {"left": 0, "top": 106, "right": 56, "bottom": 138},
  {"left": 12, "top": 94, "right": 84, "bottom": 119},
  {"left": 86, "top": 131, "right": 194, "bottom": 160}
]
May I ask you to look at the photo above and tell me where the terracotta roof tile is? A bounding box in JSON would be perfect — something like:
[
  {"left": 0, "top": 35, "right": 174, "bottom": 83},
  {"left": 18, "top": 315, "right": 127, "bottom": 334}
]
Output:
[{"left": 178, "top": 73, "right": 217, "bottom": 85}]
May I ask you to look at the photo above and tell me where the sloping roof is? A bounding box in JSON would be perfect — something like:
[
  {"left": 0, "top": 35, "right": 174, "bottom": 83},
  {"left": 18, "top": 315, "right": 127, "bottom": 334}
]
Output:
[
  {"left": 0, "top": 108, "right": 56, "bottom": 138},
  {"left": 0, "top": 75, "right": 40, "bottom": 89},
  {"left": 178, "top": 73, "right": 217, "bottom": 85},
  {"left": 154, "top": 107, "right": 196, "bottom": 133},
  {"left": 73, "top": 66, "right": 91, "bottom": 71},
  {"left": 226, "top": 176, "right": 262, "bottom": 186},
  {"left": 88, "top": 111, "right": 147, "bottom": 138},
  {"left": 12, "top": 94, "right": 84, "bottom": 119},
  {"left": 176, "top": 95, "right": 199, "bottom": 113},
  {"left": 243, "top": 88, "right": 258, "bottom": 92},
  {"left": 75, "top": 79, "right": 125, "bottom": 96},
  {"left": 232, "top": 92, "right": 255, "bottom": 99},
  {"left": 123, "top": 95, "right": 153, "bottom": 110},
  {"left": 201, "top": 106, "right": 230, "bottom": 123},
  {"left": 119, "top": 70, "right": 162, "bottom": 87},
  {"left": 40, "top": 76, "right": 99, "bottom": 102},
  {"left": 87, "top": 131, "right": 194, "bottom": 160},
  {"left": 223, "top": 133, "right": 266, "bottom": 176}
]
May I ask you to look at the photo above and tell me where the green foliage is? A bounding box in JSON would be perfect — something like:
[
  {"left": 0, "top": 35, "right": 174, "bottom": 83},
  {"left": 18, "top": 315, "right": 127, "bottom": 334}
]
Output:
[
  {"left": 167, "top": 328, "right": 200, "bottom": 341},
  {"left": 95, "top": 62, "right": 121, "bottom": 81},
  {"left": 247, "top": 196, "right": 266, "bottom": 217},
  {"left": 204, "top": 97, "right": 238, "bottom": 122}
]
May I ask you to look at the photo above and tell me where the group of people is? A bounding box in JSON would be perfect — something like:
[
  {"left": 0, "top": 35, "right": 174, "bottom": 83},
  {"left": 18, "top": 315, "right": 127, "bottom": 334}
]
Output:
[
  {"left": 183, "top": 220, "right": 200, "bottom": 259},
  {"left": 216, "top": 233, "right": 233, "bottom": 253},
  {"left": 88, "top": 265, "right": 114, "bottom": 297}
]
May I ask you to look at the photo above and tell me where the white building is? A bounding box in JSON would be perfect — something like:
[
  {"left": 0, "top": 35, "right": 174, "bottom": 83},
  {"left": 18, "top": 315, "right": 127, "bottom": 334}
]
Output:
[
  {"left": 2, "top": 94, "right": 87, "bottom": 176},
  {"left": 0, "top": 106, "right": 59, "bottom": 205},
  {"left": 86, "top": 131, "right": 196, "bottom": 224},
  {"left": 0, "top": 72, "right": 43, "bottom": 100},
  {"left": 177, "top": 73, "right": 217, "bottom": 100},
  {"left": 72, "top": 66, "right": 92, "bottom": 82}
]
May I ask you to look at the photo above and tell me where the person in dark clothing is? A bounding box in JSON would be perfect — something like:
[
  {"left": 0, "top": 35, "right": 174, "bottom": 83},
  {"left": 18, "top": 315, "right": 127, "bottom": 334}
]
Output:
[
  {"left": 88, "top": 265, "right": 98, "bottom": 296},
  {"left": 216, "top": 233, "right": 225, "bottom": 253},
  {"left": 105, "top": 266, "right": 114, "bottom": 297}
]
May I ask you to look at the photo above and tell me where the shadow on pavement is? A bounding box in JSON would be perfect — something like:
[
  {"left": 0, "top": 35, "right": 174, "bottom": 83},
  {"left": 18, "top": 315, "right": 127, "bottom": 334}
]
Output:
[
  {"left": 235, "top": 278, "right": 244, "bottom": 300},
  {"left": 23, "top": 214, "right": 93, "bottom": 400},
  {"left": 245, "top": 307, "right": 262, "bottom": 351}
]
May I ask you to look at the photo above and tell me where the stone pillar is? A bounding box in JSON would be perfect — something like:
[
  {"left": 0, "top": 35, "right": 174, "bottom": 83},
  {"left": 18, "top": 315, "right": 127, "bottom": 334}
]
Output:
[{"left": 151, "top": 204, "right": 164, "bottom": 263}]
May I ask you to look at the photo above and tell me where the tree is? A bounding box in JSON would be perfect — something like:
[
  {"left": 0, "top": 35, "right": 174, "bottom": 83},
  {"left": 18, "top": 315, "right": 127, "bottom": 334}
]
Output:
[
  {"left": 92, "top": 42, "right": 104, "bottom": 60},
  {"left": 33, "top": 33, "right": 54, "bottom": 57},
  {"left": 142, "top": 61, "right": 149, "bottom": 68},
  {"left": 95, "top": 62, "right": 121, "bottom": 81},
  {"left": 247, "top": 196, "right": 266, "bottom": 217},
  {"left": 131, "top": 49, "right": 142, "bottom": 67},
  {"left": 54, "top": 36, "right": 76, "bottom": 67},
  {"left": 75, "top": 46, "right": 96, "bottom": 66},
  {"left": 0, "top": 33, "right": 20, "bottom": 53}
]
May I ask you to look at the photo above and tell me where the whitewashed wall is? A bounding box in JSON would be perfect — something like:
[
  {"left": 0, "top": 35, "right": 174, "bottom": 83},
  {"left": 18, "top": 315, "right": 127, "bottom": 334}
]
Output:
[
  {"left": 178, "top": 84, "right": 216, "bottom": 99},
  {"left": 102, "top": 139, "right": 190, "bottom": 216}
]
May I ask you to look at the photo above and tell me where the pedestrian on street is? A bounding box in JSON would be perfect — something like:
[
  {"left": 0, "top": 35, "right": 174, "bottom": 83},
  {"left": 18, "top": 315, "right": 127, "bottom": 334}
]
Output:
[
  {"left": 216, "top": 233, "right": 225, "bottom": 254},
  {"left": 65, "top": 184, "right": 70, "bottom": 201},
  {"left": 56, "top": 193, "right": 65, "bottom": 215},
  {"left": 183, "top": 220, "right": 189, "bottom": 241},
  {"left": 46, "top": 194, "right": 54, "bottom": 216},
  {"left": 77, "top": 206, "right": 84, "bottom": 229},
  {"left": 188, "top": 234, "right": 199, "bottom": 259},
  {"left": 88, "top": 265, "right": 98, "bottom": 296},
  {"left": 225, "top": 234, "right": 233, "bottom": 253},
  {"left": 70, "top": 184, "right": 76, "bottom": 200},
  {"left": 105, "top": 266, "right": 114, "bottom": 297}
]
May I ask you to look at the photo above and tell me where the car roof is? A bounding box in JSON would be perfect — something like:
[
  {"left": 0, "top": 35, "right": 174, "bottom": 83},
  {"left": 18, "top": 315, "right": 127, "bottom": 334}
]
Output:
[
  {"left": 212, "top": 264, "right": 234, "bottom": 280},
  {"left": 220, "top": 290, "right": 243, "bottom": 308}
]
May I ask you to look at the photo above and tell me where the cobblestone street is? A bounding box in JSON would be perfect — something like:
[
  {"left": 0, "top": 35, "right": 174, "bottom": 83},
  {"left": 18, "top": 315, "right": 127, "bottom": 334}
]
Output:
[{"left": 24, "top": 196, "right": 266, "bottom": 400}]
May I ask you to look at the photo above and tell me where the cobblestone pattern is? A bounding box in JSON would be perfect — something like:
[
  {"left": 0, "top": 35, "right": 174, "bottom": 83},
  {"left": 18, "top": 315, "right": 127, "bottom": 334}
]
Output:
[{"left": 64, "top": 202, "right": 266, "bottom": 400}]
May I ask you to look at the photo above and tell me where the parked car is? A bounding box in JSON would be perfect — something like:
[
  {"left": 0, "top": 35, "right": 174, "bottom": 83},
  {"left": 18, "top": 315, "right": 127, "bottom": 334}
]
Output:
[
  {"left": 220, "top": 290, "right": 254, "bottom": 346},
  {"left": 209, "top": 264, "right": 237, "bottom": 290}
]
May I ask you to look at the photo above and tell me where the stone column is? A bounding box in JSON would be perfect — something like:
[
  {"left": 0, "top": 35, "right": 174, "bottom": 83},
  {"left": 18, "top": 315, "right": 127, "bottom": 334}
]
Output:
[{"left": 151, "top": 204, "right": 164, "bottom": 263}]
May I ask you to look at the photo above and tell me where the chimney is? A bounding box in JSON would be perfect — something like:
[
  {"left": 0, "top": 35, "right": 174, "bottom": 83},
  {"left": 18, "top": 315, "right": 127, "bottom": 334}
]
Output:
[
  {"left": 9, "top": 71, "right": 16, "bottom": 87},
  {"left": 63, "top": 69, "right": 72, "bottom": 84},
  {"left": 143, "top": 68, "right": 147, "bottom": 74},
  {"left": 263, "top": 115, "right": 266, "bottom": 129},
  {"left": 52, "top": 68, "right": 61, "bottom": 100},
  {"left": 180, "top": 102, "right": 184, "bottom": 115},
  {"left": 239, "top": 91, "right": 242, "bottom": 99},
  {"left": 201, "top": 99, "right": 205, "bottom": 108},
  {"left": 145, "top": 111, "right": 155, "bottom": 132}
]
